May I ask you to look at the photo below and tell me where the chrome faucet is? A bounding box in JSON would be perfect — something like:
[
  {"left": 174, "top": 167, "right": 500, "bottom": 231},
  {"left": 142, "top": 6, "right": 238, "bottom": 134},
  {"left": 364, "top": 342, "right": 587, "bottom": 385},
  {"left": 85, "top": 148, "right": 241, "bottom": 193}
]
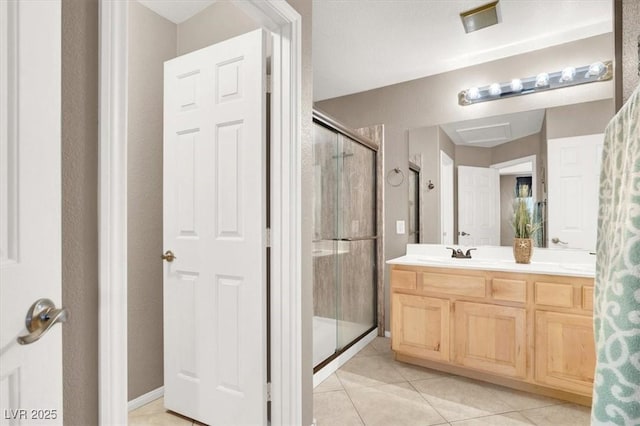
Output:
[{"left": 446, "top": 247, "right": 477, "bottom": 259}]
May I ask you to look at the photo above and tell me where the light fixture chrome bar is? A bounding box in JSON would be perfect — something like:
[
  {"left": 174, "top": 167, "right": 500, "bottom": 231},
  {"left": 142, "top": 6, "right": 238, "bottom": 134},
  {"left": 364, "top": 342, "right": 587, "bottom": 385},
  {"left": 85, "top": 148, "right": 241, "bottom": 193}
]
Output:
[{"left": 458, "top": 60, "right": 613, "bottom": 106}]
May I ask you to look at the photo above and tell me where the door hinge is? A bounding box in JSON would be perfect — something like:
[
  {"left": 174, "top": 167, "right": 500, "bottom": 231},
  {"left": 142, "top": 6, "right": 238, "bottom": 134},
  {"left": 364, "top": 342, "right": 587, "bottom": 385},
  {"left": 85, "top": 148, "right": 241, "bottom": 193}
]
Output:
[
  {"left": 266, "top": 382, "right": 272, "bottom": 401},
  {"left": 266, "top": 228, "right": 271, "bottom": 247},
  {"left": 266, "top": 74, "right": 272, "bottom": 94}
]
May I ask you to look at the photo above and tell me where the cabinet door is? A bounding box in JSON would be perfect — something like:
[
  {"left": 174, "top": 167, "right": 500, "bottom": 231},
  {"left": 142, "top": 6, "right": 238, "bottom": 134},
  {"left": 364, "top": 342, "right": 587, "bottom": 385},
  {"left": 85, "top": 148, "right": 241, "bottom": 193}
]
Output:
[
  {"left": 392, "top": 293, "right": 450, "bottom": 362},
  {"left": 454, "top": 302, "right": 527, "bottom": 378},
  {"left": 535, "top": 311, "right": 595, "bottom": 395}
]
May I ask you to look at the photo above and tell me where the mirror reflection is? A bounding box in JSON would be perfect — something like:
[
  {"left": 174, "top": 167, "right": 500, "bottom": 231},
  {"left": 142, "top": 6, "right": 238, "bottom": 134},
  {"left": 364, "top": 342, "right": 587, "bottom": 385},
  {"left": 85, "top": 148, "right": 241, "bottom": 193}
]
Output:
[{"left": 409, "top": 98, "right": 612, "bottom": 251}]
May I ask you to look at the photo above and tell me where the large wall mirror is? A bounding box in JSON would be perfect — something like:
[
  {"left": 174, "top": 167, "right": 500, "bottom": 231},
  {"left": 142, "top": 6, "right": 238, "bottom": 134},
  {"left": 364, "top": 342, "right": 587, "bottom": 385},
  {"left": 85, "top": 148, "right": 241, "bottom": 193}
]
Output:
[
  {"left": 410, "top": 97, "right": 612, "bottom": 252},
  {"left": 314, "top": 2, "right": 615, "bottom": 255}
]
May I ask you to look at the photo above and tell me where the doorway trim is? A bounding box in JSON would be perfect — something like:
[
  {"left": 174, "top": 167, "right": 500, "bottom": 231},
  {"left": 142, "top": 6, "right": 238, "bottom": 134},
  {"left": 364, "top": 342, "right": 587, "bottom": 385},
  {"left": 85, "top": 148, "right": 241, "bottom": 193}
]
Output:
[
  {"left": 490, "top": 154, "right": 537, "bottom": 202},
  {"left": 98, "top": 1, "right": 302, "bottom": 424}
]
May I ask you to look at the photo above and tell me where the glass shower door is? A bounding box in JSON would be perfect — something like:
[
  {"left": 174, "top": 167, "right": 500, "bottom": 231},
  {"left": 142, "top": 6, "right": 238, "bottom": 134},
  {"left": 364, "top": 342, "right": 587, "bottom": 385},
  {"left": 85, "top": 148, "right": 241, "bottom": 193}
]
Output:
[
  {"left": 312, "top": 123, "right": 339, "bottom": 366},
  {"left": 312, "top": 120, "right": 378, "bottom": 369},
  {"left": 336, "top": 134, "right": 377, "bottom": 351}
]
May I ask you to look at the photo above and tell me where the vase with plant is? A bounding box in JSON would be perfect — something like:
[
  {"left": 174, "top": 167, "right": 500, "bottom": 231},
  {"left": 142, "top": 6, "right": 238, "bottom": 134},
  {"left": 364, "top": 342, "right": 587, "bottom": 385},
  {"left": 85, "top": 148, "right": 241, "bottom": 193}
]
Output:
[{"left": 512, "top": 184, "right": 539, "bottom": 264}]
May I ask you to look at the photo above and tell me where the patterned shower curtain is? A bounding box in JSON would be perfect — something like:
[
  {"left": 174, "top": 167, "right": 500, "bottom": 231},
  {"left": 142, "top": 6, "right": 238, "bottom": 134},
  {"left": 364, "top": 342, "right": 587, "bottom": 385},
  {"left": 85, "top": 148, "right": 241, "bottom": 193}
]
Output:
[{"left": 592, "top": 84, "right": 640, "bottom": 425}]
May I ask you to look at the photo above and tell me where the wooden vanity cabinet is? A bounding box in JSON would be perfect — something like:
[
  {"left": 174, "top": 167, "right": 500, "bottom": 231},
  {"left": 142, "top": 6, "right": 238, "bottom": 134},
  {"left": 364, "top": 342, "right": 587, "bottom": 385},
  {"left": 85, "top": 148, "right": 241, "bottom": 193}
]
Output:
[
  {"left": 390, "top": 264, "right": 595, "bottom": 404},
  {"left": 391, "top": 293, "right": 450, "bottom": 361},
  {"left": 454, "top": 301, "right": 527, "bottom": 379},
  {"left": 535, "top": 310, "right": 596, "bottom": 395}
]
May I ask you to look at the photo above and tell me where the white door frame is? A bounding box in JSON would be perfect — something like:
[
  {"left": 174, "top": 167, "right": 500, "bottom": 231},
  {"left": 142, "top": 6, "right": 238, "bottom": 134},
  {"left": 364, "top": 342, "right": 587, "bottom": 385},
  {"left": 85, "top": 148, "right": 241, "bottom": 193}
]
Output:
[
  {"left": 439, "top": 150, "right": 454, "bottom": 245},
  {"left": 490, "top": 155, "right": 537, "bottom": 202},
  {"left": 98, "top": 2, "right": 302, "bottom": 425}
]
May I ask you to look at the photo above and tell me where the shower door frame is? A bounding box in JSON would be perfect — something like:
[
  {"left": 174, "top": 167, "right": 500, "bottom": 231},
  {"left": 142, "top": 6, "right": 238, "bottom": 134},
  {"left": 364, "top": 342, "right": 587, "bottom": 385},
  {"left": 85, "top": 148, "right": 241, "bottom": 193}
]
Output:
[{"left": 312, "top": 109, "right": 385, "bottom": 371}]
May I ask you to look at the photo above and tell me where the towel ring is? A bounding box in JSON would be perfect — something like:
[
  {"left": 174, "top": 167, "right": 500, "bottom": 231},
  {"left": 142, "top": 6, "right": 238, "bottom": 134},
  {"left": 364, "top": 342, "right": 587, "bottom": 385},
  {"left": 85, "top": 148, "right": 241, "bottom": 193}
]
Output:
[{"left": 386, "top": 167, "right": 404, "bottom": 187}]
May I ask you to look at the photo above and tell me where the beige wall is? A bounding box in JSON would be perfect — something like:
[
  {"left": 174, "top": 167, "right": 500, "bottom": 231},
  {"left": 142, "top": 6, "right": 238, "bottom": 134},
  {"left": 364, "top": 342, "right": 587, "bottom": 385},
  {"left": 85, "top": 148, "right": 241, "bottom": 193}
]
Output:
[
  {"left": 546, "top": 99, "right": 615, "bottom": 139},
  {"left": 408, "top": 126, "right": 439, "bottom": 243},
  {"left": 61, "top": 0, "right": 313, "bottom": 423},
  {"left": 61, "top": 0, "right": 99, "bottom": 424},
  {"left": 177, "top": 2, "right": 259, "bottom": 55},
  {"left": 127, "top": 1, "right": 177, "bottom": 400}
]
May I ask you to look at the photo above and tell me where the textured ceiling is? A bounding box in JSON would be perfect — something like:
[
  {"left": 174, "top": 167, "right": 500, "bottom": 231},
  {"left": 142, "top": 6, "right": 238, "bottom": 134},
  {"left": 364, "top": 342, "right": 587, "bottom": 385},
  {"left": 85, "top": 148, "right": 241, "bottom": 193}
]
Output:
[{"left": 313, "top": 0, "right": 612, "bottom": 101}]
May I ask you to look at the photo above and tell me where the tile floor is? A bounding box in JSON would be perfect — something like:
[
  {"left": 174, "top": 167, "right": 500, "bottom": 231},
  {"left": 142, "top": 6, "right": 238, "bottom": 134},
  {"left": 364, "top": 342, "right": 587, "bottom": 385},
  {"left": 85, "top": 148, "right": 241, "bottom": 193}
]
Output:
[{"left": 129, "top": 337, "right": 591, "bottom": 425}]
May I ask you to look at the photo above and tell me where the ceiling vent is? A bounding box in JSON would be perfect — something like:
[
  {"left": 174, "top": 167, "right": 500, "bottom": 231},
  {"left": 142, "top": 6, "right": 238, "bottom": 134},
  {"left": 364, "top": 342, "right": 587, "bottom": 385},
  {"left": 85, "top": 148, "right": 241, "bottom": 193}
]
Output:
[
  {"left": 456, "top": 122, "right": 512, "bottom": 145},
  {"left": 460, "top": 1, "right": 500, "bottom": 33}
]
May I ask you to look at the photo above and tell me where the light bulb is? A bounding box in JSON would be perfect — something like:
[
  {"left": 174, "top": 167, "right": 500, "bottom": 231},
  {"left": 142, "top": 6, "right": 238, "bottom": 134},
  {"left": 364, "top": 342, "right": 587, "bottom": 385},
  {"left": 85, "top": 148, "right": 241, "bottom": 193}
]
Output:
[
  {"left": 560, "top": 67, "right": 576, "bottom": 82},
  {"left": 586, "top": 61, "right": 605, "bottom": 77},
  {"left": 488, "top": 83, "right": 502, "bottom": 96},
  {"left": 535, "top": 72, "right": 549, "bottom": 87},
  {"left": 510, "top": 79, "right": 523, "bottom": 92},
  {"left": 466, "top": 87, "right": 480, "bottom": 100}
]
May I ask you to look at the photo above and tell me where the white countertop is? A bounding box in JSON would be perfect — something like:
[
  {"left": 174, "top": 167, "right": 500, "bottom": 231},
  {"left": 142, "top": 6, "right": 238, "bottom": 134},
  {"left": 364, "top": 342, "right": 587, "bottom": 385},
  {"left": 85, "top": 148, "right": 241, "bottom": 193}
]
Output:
[{"left": 387, "top": 244, "right": 596, "bottom": 278}]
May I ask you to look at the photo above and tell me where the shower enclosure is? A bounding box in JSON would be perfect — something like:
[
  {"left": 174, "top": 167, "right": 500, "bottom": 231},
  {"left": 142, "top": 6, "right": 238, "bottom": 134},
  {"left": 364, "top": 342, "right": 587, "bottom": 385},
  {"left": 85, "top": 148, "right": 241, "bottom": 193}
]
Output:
[{"left": 312, "top": 110, "right": 381, "bottom": 370}]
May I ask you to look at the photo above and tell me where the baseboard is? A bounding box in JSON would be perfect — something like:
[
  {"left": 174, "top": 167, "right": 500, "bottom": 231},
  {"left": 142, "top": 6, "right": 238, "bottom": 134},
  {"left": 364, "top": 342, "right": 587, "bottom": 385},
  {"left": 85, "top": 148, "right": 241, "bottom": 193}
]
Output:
[
  {"left": 384, "top": 330, "right": 391, "bottom": 338},
  {"left": 313, "top": 327, "right": 378, "bottom": 388},
  {"left": 128, "top": 386, "right": 164, "bottom": 412}
]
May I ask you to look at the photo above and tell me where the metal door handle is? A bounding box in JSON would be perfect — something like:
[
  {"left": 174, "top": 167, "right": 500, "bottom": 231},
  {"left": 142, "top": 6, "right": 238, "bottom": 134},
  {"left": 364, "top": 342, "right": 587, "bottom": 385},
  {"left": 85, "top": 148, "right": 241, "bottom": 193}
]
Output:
[
  {"left": 17, "top": 298, "right": 69, "bottom": 345},
  {"left": 551, "top": 237, "right": 568, "bottom": 245},
  {"left": 162, "top": 250, "right": 176, "bottom": 262},
  {"left": 459, "top": 231, "right": 471, "bottom": 236}
]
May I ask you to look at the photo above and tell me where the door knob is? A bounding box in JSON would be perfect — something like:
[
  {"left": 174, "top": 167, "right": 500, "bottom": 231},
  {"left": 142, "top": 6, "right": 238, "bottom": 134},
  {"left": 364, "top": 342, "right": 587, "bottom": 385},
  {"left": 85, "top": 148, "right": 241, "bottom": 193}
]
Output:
[
  {"left": 459, "top": 231, "right": 471, "bottom": 236},
  {"left": 551, "top": 237, "right": 568, "bottom": 245},
  {"left": 162, "top": 250, "right": 176, "bottom": 262},
  {"left": 17, "top": 299, "right": 69, "bottom": 345}
]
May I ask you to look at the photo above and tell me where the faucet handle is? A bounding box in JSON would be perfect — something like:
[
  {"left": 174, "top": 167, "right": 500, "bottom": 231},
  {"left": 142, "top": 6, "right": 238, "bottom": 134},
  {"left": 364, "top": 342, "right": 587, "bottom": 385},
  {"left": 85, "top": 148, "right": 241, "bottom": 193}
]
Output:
[
  {"left": 445, "top": 247, "right": 457, "bottom": 258},
  {"left": 464, "top": 248, "right": 477, "bottom": 258}
]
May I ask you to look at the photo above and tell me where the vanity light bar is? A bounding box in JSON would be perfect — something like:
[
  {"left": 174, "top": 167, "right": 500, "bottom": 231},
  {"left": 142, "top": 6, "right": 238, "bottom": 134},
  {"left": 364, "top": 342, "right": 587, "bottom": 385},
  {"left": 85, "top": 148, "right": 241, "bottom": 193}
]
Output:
[{"left": 458, "top": 60, "right": 613, "bottom": 106}]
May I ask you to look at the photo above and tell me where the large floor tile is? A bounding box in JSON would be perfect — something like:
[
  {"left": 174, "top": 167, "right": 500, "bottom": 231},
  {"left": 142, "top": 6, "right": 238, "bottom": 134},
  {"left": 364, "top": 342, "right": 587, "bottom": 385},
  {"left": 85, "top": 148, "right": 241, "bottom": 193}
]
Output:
[
  {"left": 129, "top": 397, "right": 165, "bottom": 416},
  {"left": 411, "top": 376, "right": 513, "bottom": 422},
  {"left": 314, "top": 373, "right": 344, "bottom": 393},
  {"left": 481, "top": 383, "right": 564, "bottom": 411},
  {"left": 354, "top": 343, "right": 379, "bottom": 357},
  {"left": 129, "top": 412, "right": 193, "bottom": 426},
  {"left": 393, "top": 361, "right": 450, "bottom": 382},
  {"left": 129, "top": 399, "right": 193, "bottom": 426},
  {"left": 313, "top": 390, "right": 364, "bottom": 426},
  {"left": 347, "top": 382, "right": 446, "bottom": 426},
  {"left": 520, "top": 403, "right": 591, "bottom": 426},
  {"left": 337, "top": 354, "right": 406, "bottom": 389},
  {"left": 450, "top": 412, "right": 534, "bottom": 426},
  {"left": 370, "top": 336, "right": 393, "bottom": 355}
]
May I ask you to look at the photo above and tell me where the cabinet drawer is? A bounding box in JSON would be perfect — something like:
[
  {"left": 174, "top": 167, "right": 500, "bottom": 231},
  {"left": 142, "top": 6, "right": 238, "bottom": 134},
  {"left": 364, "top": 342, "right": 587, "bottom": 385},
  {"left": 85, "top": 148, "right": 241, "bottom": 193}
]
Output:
[
  {"left": 582, "top": 286, "right": 594, "bottom": 311},
  {"left": 535, "top": 282, "right": 573, "bottom": 308},
  {"left": 391, "top": 270, "right": 417, "bottom": 290},
  {"left": 422, "top": 272, "right": 485, "bottom": 297},
  {"left": 491, "top": 278, "right": 527, "bottom": 303}
]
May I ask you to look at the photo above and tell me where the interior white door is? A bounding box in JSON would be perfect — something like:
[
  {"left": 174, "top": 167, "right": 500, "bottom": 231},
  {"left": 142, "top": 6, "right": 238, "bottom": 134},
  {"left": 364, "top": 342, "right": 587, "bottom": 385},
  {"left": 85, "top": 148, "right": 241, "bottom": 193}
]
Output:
[
  {"left": 457, "top": 165, "right": 500, "bottom": 246},
  {"left": 547, "top": 134, "right": 603, "bottom": 251},
  {"left": 0, "top": 1, "right": 64, "bottom": 424},
  {"left": 440, "top": 151, "right": 454, "bottom": 245},
  {"left": 163, "top": 29, "right": 267, "bottom": 425}
]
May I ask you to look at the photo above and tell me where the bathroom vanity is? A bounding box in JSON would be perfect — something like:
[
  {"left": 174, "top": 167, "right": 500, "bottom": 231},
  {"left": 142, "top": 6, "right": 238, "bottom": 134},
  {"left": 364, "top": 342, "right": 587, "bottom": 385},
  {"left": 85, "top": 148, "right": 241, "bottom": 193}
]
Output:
[{"left": 388, "top": 245, "right": 596, "bottom": 405}]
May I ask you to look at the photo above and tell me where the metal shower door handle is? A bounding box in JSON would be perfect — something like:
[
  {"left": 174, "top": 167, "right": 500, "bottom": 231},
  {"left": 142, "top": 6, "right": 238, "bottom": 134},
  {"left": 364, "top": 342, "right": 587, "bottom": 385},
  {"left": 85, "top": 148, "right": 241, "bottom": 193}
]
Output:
[{"left": 17, "top": 298, "right": 69, "bottom": 345}]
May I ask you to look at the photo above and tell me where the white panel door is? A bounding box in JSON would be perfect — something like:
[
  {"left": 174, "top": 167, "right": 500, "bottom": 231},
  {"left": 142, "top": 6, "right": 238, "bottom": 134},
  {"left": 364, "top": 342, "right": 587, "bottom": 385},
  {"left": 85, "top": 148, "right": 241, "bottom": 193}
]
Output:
[
  {"left": 548, "top": 134, "right": 603, "bottom": 251},
  {"left": 0, "top": 1, "right": 64, "bottom": 424},
  {"left": 457, "top": 165, "right": 500, "bottom": 246},
  {"left": 163, "top": 29, "right": 267, "bottom": 425}
]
